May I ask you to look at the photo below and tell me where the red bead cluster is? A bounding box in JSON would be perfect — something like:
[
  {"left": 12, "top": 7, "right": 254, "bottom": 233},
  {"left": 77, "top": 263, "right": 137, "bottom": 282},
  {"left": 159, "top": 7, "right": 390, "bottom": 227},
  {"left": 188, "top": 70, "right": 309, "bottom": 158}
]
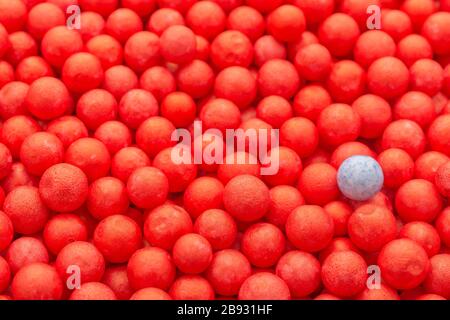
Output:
[{"left": 0, "top": 0, "right": 449, "bottom": 301}]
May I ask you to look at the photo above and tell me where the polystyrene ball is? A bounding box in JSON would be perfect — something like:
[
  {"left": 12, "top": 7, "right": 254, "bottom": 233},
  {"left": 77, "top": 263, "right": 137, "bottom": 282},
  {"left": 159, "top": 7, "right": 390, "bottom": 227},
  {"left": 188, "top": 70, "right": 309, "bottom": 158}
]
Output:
[{"left": 337, "top": 155, "right": 384, "bottom": 201}]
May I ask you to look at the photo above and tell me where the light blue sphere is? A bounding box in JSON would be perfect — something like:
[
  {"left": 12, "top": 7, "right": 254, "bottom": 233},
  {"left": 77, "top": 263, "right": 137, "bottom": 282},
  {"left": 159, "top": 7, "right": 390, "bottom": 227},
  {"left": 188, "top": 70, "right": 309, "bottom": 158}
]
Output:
[{"left": 337, "top": 155, "right": 384, "bottom": 201}]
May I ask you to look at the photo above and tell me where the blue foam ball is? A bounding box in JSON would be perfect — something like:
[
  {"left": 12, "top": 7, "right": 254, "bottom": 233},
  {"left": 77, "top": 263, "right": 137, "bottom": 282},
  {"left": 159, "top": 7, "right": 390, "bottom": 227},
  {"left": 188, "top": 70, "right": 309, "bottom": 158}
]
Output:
[{"left": 337, "top": 155, "right": 384, "bottom": 201}]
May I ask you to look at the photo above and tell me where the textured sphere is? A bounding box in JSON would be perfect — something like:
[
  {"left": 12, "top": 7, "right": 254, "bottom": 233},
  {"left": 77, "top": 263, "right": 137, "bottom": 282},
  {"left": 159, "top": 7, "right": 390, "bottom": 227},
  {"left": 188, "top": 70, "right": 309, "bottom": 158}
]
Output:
[{"left": 337, "top": 155, "right": 384, "bottom": 201}]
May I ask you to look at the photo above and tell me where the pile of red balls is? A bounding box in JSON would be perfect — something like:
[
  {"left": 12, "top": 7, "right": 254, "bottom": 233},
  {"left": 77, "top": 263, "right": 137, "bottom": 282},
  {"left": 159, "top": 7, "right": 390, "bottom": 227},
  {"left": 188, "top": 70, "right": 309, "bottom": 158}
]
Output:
[{"left": 0, "top": 0, "right": 449, "bottom": 301}]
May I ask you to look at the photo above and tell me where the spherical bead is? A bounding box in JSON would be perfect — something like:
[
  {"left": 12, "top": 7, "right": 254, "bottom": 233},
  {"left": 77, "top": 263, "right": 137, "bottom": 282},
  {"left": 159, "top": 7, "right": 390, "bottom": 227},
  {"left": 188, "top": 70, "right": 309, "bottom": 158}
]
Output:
[
  {"left": 0, "top": 82, "right": 30, "bottom": 120},
  {"left": 183, "top": 177, "right": 224, "bottom": 219},
  {"left": 62, "top": 53, "right": 104, "bottom": 95},
  {"left": 321, "top": 251, "right": 367, "bottom": 298},
  {"left": 211, "top": 30, "right": 253, "bottom": 70},
  {"left": 348, "top": 204, "right": 397, "bottom": 252},
  {"left": 267, "top": 5, "right": 306, "bottom": 43},
  {"left": 254, "top": 35, "right": 286, "bottom": 67},
  {"left": 46, "top": 116, "right": 88, "bottom": 149},
  {"left": 214, "top": 66, "right": 257, "bottom": 109},
  {"left": 337, "top": 156, "right": 384, "bottom": 201},
  {"left": 26, "top": 3, "right": 65, "bottom": 40},
  {"left": 176, "top": 59, "right": 214, "bottom": 99},
  {"left": 241, "top": 223, "right": 285, "bottom": 268},
  {"left": 64, "top": 138, "right": 111, "bottom": 182},
  {"left": 127, "top": 247, "right": 176, "bottom": 291},
  {"left": 4, "top": 186, "right": 49, "bottom": 235},
  {"left": 227, "top": 6, "right": 264, "bottom": 42},
  {"left": 87, "top": 177, "right": 129, "bottom": 220},
  {"left": 11, "top": 263, "right": 63, "bottom": 300},
  {"left": 298, "top": 163, "right": 339, "bottom": 205},
  {"left": 161, "top": 91, "right": 196, "bottom": 128},
  {"left": 111, "top": 147, "right": 151, "bottom": 182},
  {"left": 223, "top": 175, "right": 270, "bottom": 222},
  {"left": 415, "top": 151, "right": 449, "bottom": 183},
  {"left": 258, "top": 59, "right": 300, "bottom": 99},
  {"left": 194, "top": 209, "right": 237, "bottom": 251},
  {"left": 276, "top": 250, "right": 321, "bottom": 298},
  {"left": 86, "top": 35, "right": 123, "bottom": 70},
  {"left": 293, "top": 85, "right": 331, "bottom": 122},
  {"left": 421, "top": 12, "right": 450, "bottom": 55},
  {"left": 395, "top": 179, "right": 443, "bottom": 223},
  {"left": 327, "top": 60, "right": 366, "bottom": 104},
  {"left": 6, "top": 237, "right": 49, "bottom": 273},
  {"left": 160, "top": 25, "right": 196, "bottom": 65},
  {"left": 318, "top": 13, "right": 360, "bottom": 58},
  {"left": 381, "top": 120, "right": 426, "bottom": 159},
  {"left": 127, "top": 166, "right": 169, "bottom": 210},
  {"left": 105, "top": 8, "right": 143, "bottom": 44},
  {"left": 393, "top": 91, "right": 436, "bottom": 128},
  {"left": 436, "top": 162, "right": 450, "bottom": 198},
  {"left": 354, "top": 30, "right": 396, "bottom": 68},
  {"left": 19, "top": 132, "right": 64, "bottom": 176},
  {"left": 55, "top": 241, "right": 105, "bottom": 284},
  {"left": 186, "top": 2, "right": 226, "bottom": 40},
  {"left": 367, "top": 57, "right": 410, "bottom": 100},
  {"left": 399, "top": 222, "right": 441, "bottom": 257},
  {"left": 94, "top": 120, "right": 132, "bottom": 154},
  {"left": 41, "top": 26, "right": 83, "bottom": 68},
  {"left": 140, "top": 66, "right": 176, "bottom": 102},
  {"left": 428, "top": 115, "right": 450, "bottom": 157},
  {"left": 25, "top": 77, "right": 73, "bottom": 121},
  {"left": 119, "top": 89, "right": 158, "bottom": 129},
  {"left": 317, "top": 103, "right": 361, "bottom": 148},
  {"left": 0, "top": 210, "right": 13, "bottom": 251},
  {"left": 43, "top": 214, "right": 88, "bottom": 255},
  {"left": 68, "top": 283, "right": 116, "bottom": 300},
  {"left": 147, "top": 8, "right": 184, "bottom": 35},
  {"left": 172, "top": 233, "right": 213, "bottom": 274},
  {"left": 153, "top": 147, "right": 198, "bottom": 193},
  {"left": 130, "top": 288, "right": 172, "bottom": 300},
  {"left": 286, "top": 205, "right": 334, "bottom": 253},
  {"left": 295, "top": 44, "right": 332, "bottom": 81},
  {"left": 93, "top": 215, "right": 142, "bottom": 263},
  {"left": 378, "top": 148, "right": 415, "bottom": 189},
  {"left": 103, "top": 65, "right": 139, "bottom": 100},
  {"left": 378, "top": 239, "right": 430, "bottom": 290},
  {"left": 238, "top": 272, "right": 290, "bottom": 300},
  {"left": 424, "top": 254, "right": 450, "bottom": 299},
  {"left": 144, "top": 204, "right": 193, "bottom": 250},
  {"left": 39, "top": 163, "right": 89, "bottom": 212},
  {"left": 169, "top": 275, "right": 215, "bottom": 300},
  {"left": 206, "top": 249, "right": 251, "bottom": 296}
]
